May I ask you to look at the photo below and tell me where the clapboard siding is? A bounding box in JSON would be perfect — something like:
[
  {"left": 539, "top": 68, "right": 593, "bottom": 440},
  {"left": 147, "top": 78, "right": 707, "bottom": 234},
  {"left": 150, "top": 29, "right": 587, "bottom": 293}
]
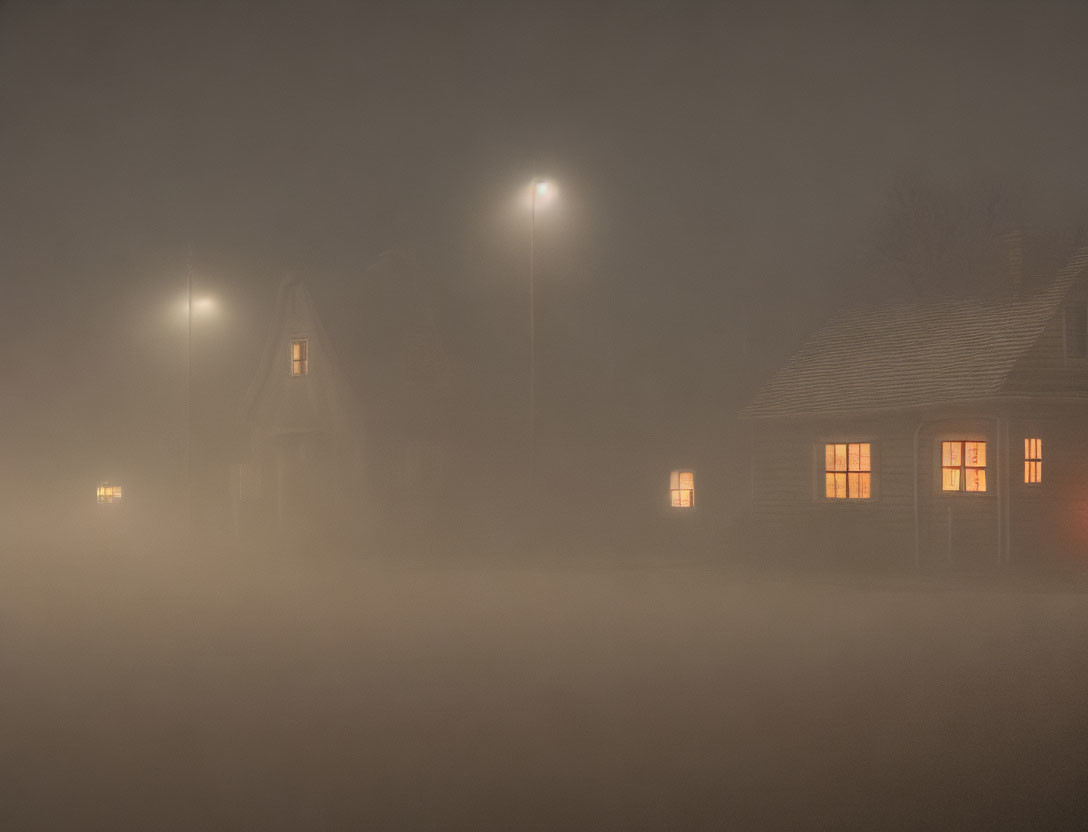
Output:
[
  {"left": 751, "top": 417, "right": 924, "bottom": 566},
  {"left": 747, "top": 410, "right": 1088, "bottom": 567},
  {"left": 1005, "top": 416, "right": 1088, "bottom": 564},
  {"left": 741, "top": 242, "right": 1088, "bottom": 568}
]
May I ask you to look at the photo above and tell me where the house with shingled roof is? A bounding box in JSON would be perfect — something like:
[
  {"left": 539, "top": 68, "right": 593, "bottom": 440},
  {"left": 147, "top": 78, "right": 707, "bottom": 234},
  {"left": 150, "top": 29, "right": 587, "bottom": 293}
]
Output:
[
  {"left": 234, "top": 277, "right": 362, "bottom": 539},
  {"left": 740, "top": 237, "right": 1088, "bottom": 568}
]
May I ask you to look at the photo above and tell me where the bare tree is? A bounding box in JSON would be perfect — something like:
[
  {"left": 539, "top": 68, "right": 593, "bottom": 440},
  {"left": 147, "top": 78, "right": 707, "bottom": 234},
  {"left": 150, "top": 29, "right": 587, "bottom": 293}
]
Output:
[{"left": 850, "top": 174, "right": 1024, "bottom": 301}]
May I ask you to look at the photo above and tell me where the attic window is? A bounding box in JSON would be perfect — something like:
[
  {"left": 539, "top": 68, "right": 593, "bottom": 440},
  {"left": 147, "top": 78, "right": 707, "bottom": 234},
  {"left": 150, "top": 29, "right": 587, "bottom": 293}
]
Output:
[
  {"left": 824, "top": 443, "right": 870, "bottom": 499},
  {"left": 290, "top": 339, "right": 309, "bottom": 376},
  {"left": 1025, "top": 438, "right": 1043, "bottom": 484},
  {"left": 942, "top": 441, "right": 986, "bottom": 492},
  {"left": 669, "top": 471, "right": 694, "bottom": 508},
  {"left": 96, "top": 483, "right": 123, "bottom": 504},
  {"left": 1065, "top": 303, "right": 1087, "bottom": 358}
]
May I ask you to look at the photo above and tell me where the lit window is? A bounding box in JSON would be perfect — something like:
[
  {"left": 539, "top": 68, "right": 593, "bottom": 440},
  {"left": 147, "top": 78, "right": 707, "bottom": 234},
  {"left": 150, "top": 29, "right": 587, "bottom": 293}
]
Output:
[
  {"left": 669, "top": 470, "right": 694, "bottom": 508},
  {"left": 290, "top": 339, "right": 309, "bottom": 376},
  {"left": 1025, "top": 438, "right": 1042, "bottom": 484},
  {"left": 824, "top": 443, "right": 871, "bottom": 499},
  {"left": 96, "top": 483, "right": 123, "bottom": 504},
  {"left": 942, "top": 441, "right": 987, "bottom": 492}
]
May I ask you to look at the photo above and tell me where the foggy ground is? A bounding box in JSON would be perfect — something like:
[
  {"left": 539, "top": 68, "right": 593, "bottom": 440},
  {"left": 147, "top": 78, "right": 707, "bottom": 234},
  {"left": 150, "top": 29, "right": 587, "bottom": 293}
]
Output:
[{"left": 4, "top": 545, "right": 1088, "bottom": 830}]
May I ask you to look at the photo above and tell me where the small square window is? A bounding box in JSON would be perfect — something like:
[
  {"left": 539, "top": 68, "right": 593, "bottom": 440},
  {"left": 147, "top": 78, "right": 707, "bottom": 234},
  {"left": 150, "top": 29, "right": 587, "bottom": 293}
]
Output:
[
  {"left": 941, "top": 441, "right": 986, "bottom": 492},
  {"left": 290, "top": 339, "right": 309, "bottom": 376},
  {"left": 1025, "top": 438, "right": 1042, "bottom": 484},
  {"left": 669, "top": 470, "right": 694, "bottom": 508},
  {"left": 824, "top": 443, "right": 871, "bottom": 499}
]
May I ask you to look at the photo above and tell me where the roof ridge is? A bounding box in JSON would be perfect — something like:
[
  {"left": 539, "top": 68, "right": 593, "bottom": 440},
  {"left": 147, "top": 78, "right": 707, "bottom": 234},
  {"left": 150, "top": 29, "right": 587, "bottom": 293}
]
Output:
[{"left": 741, "top": 244, "right": 1088, "bottom": 420}]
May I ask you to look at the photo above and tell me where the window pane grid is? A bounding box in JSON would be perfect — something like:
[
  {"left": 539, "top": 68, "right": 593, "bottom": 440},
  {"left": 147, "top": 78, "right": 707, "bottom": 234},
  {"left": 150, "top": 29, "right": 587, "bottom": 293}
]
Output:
[
  {"left": 1024, "top": 437, "right": 1042, "bottom": 484},
  {"left": 941, "top": 441, "right": 987, "bottom": 492},
  {"left": 824, "top": 443, "right": 870, "bottom": 499},
  {"left": 669, "top": 470, "right": 694, "bottom": 508}
]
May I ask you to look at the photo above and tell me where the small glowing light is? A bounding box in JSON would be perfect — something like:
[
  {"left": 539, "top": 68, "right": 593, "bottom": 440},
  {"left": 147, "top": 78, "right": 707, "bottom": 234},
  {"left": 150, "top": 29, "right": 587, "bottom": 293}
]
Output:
[
  {"left": 669, "top": 470, "right": 694, "bottom": 508},
  {"left": 193, "top": 297, "right": 217, "bottom": 313},
  {"left": 535, "top": 181, "right": 549, "bottom": 196},
  {"left": 97, "top": 482, "right": 123, "bottom": 504}
]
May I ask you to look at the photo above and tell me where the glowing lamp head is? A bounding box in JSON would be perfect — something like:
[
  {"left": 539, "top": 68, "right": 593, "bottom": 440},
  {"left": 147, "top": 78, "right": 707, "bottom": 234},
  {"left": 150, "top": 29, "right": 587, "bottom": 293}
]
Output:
[
  {"left": 176, "top": 295, "right": 220, "bottom": 323},
  {"left": 535, "top": 180, "right": 549, "bottom": 196}
]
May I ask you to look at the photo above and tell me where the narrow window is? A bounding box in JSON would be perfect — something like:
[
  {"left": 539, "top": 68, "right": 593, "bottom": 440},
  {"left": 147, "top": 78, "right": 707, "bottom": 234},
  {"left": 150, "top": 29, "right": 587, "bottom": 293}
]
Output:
[
  {"left": 290, "top": 339, "right": 309, "bottom": 376},
  {"left": 941, "top": 441, "right": 987, "bottom": 492},
  {"left": 1025, "top": 438, "right": 1042, "bottom": 484},
  {"left": 669, "top": 470, "right": 694, "bottom": 508},
  {"left": 1066, "top": 303, "right": 1087, "bottom": 358},
  {"left": 824, "top": 443, "right": 871, "bottom": 499},
  {"left": 96, "top": 483, "right": 123, "bottom": 504}
]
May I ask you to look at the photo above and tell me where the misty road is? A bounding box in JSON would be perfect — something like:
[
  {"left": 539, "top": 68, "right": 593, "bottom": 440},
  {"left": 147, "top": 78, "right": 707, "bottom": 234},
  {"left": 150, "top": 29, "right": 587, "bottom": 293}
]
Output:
[{"left": 3, "top": 548, "right": 1086, "bottom": 830}]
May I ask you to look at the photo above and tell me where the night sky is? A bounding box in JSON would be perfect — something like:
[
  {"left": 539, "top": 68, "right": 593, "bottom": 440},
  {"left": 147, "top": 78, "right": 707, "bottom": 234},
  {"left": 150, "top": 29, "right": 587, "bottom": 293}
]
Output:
[{"left": 4, "top": 0, "right": 1088, "bottom": 512}]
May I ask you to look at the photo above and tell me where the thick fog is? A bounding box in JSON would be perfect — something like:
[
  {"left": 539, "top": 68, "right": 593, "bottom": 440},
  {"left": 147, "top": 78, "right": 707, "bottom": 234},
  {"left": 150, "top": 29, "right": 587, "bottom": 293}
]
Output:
[{"left": 5, "top": 1, "right": 1088, "bottom": 828}]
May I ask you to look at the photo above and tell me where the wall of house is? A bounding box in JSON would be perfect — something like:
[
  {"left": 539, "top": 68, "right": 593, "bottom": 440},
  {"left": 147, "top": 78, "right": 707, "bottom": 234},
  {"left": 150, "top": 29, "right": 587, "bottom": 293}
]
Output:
[
  {"left": 749, "top": 406, "right": 1088, "bottom": 569},
  {"left": 749, "top": 416, "right": 917, "bottom": 568},
  {"left": 914, "top": 417, "right": 1003, "bottom": 569},
  {"left": 1005, "top": 412, "right": 1088, "bottom": 567}
]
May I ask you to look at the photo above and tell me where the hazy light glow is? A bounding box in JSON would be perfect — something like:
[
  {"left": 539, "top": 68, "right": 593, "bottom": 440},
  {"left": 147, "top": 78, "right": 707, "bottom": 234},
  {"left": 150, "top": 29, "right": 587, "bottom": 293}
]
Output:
[
  {"left": 173, "top": 295, "right": 221, "bottom": 323},
  {"left": 96, "top": 482, "right": 123, "bottom": 504},
  {"left": 526, "top": 178, "right": 557, "bottom": 210}
]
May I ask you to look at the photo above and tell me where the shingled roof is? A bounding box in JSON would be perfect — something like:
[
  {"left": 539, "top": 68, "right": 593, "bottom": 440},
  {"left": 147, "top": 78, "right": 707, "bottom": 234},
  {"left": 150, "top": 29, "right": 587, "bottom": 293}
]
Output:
[{"left": 741, "top": 247, "right": 1088, "bottom": 419}]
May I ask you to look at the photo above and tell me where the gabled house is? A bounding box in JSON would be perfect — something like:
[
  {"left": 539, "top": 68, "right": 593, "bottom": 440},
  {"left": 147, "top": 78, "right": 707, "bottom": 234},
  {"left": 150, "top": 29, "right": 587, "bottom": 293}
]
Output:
[
  {"left": 235, "top": 277, "right": 361, "bottom": 537},
  {"left": 228, "top": 254, "right": 472, "bottom": 545},
  {"left": 740, "top": 241, "right": 1088, "bottom": 569}
]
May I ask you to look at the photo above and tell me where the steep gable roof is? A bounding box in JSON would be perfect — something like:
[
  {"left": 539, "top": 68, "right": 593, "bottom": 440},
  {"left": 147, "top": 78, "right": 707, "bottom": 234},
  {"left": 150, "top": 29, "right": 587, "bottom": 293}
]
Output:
[
  {"left": 741, "top": 246, "right": 1088, "bottom": 419},
  {"left": 241, "top": 277, "right": 355, "bottom": 442}
]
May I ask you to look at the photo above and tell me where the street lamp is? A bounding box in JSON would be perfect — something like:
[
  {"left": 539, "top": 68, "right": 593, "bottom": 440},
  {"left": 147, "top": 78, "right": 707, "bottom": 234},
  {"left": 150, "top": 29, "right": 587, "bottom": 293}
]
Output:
[
  {"left": 182, "top": 258, "right": 218, "bottom": 539},
  {"left": 529, "top": 177, "right": 554, "bottom": 469},
  {"left": 186, "top": 259, "right": 193, "bottom": 538}
]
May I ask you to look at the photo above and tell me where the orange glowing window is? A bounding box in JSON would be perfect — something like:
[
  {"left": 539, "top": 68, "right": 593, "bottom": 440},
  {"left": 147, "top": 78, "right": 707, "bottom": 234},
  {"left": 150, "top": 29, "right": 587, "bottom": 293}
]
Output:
[
  {"left": 96, "top": 483, "right": 123, "bottom": 504},
  {"left": 290, "top": 339, "right": 309, "bottom": 376},
  {"left": 669, "top": 470, "right": 694, "bottom": 508},
  {"left": 1025, "top": 438, "right": 1042, "bottom": 484},
  {"left": 824, "top": 443, "right": 871, "bottom": 499},
  {"left": 942, "top": 441, "right": 987, "bottom": 492}
]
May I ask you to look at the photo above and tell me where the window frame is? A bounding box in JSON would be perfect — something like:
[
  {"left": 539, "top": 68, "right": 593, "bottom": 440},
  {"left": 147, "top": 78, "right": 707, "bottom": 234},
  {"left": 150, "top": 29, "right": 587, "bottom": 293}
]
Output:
[
  {"left": 940, "top": 440, "right": 988, "bottom": 494},
  {"left": 1024, "top": 437, "right": 1043, "bottom": 485},
  {"left": 815, "top": 440, "right": 877, "bottom": 503},
  {"left": 289, "top": 338, "right": 309, "bottom": 377},
  {"left": 96, "top": 483, "right": 123, "bottom": 504},
  {"left": 822, "top": 442, "right": 873, "bottom": 501},
  {"left": 668, "top": 470, "right": 695, "bottom": 509}
]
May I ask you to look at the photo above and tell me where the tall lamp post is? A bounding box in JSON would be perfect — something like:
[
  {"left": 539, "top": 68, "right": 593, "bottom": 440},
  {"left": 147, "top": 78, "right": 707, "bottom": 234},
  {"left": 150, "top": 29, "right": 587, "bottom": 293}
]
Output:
[
  {"left": 529, "top": 178, "right": 551, "bottom": 470},
  {"left": 182, "top": 255, "right": 217, "bottom": 541},
  {"left": 186, "top": 255, "right": 193, "bottom": 539}
]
